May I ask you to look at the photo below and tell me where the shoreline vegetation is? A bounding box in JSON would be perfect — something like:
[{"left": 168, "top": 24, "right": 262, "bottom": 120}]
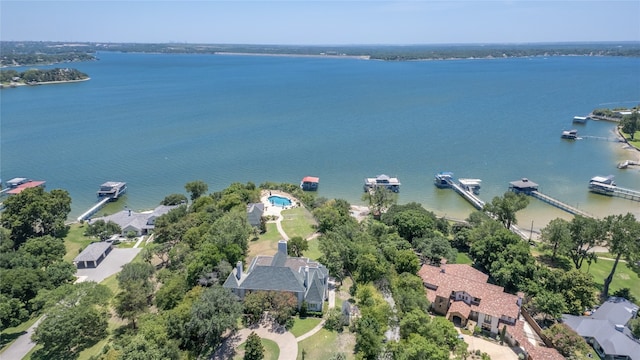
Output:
[
  {"left": 0, "top": 68, "right": 90, "bottom": 88},
  {"left": 1, "top": 41, "right": 639, "bottom": 68}
]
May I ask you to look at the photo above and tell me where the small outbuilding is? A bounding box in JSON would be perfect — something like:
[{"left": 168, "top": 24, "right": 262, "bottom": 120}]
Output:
[
  {"left": 74, "top": 242, "right": 113, "bottom": 268},
  {"left": 246, "top": 202, "right": 265, "bottom": 227},
  {"left": 300, "top": 176, "right": 320, "bottom": 191}
]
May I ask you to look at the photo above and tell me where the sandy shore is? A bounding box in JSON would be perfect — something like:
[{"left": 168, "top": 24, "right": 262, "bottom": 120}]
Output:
[{"left": 0, "top": 77, "right": 90, "bottom": 88}]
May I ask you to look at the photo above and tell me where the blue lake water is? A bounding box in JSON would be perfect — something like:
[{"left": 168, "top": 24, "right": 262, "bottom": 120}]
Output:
[{"left": 1, "top": 52, "right": 639, "bottom": 230}]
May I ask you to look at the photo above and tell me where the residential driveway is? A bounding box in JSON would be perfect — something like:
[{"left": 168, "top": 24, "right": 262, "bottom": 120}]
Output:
[
  {"left": 461, "top": 334, "right": 519, "bottom": 360},
  {"left": 212, "top": 322, "right": 297, "bottom": 360},
  {"left": 0, "top": 317, "right": 43, "bottom": 360},
  {"left": 75, "top": 248, "right": 141, "bottom": 283}
]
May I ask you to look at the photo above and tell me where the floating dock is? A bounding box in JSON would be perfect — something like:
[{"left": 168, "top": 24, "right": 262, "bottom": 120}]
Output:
[{"left": 509, "top": 178, "right": 593, "bottom": 218}]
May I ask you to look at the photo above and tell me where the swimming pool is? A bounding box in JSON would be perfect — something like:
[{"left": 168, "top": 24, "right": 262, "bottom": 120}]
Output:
[{"left": 268, "top": 195, "right": 292, "bottom": 207}]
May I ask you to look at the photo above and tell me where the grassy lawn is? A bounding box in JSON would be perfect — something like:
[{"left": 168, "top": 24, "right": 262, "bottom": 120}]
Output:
[
  {"left": 297, "top": 328, "right": 355, "bottom": 360},
  {"left": 233, "top": 337, "right": 279, "bottom": 360},
  {"left": 579, "top": 258, "right": 640, "bottom": 300},
  {"left": 63, "top": 223, "right": 96, "bottom": 262},
  {"left": 303, "top": 238, "right": 322, "bottom": 261},
  {"left": 456, "top": 252, "right": 473, "bottom": 265},
  {"left": 247, "top": 223, "right": 282, "bottom": 264},
  {"left": 281, "top": 207, "right": 317, "bottom": 239},
  {"left": 289, "top": 316, "right": 323, "bottom": 338}
]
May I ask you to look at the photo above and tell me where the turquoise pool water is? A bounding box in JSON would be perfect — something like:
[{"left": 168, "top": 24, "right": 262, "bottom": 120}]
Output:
[{"left": 268, "top": 195, "right": 292, "bottom": 207}]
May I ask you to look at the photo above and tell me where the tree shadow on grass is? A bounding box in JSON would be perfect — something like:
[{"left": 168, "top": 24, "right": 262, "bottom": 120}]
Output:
[{"left": 537, "top": 254, "right": 573, "bottom": 271}]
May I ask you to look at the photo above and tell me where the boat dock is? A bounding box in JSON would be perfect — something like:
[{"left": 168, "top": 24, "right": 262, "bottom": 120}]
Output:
[
  {"left": 77, "top": 181, "right": 127, "bottom": 222},
  {"left": 77, "top": 197, "right": 111, "bottom": 222},
  {"left": 509, "top": 178, "right": 593, "bottom": 218},
  {"left": 434, "top": 172, "right": 485, "bottom": 210},
  {"left": 589, "top": 176, "right": 640, "bottom": 202}
]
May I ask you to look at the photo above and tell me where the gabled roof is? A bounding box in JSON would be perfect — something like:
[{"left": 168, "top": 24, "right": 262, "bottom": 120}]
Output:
[
  {"left": 562, "top": 297, "right": 640, "bottom": 360},
  {"left": 239, "top": 266, "right": 306, "bottom": 293},
  {"left": 74, "top": 242, "right": 112, "bottom": 262},
  {"left": 246, "top": 203, "right": 264, "bottom": 226},
  {"left": 304, "top": 270, "right": 325, "bottom": 304},
  {"left": 418, "top": 263, "right": 520, "bottom": 320},
  {"left": 91, "top": 205, "right": 178, "bottom": 232},
  {"left": 301, "top": 176, "right": 319, "bottom": 183}
]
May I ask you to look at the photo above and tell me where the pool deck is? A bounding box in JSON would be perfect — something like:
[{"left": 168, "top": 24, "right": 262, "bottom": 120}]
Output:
[{"left": 260, "top": 190, "right": 300, "bottom": 240}]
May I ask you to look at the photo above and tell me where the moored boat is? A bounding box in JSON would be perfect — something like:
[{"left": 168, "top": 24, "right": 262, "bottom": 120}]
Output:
[
  {"left": 588, "top": 175, "right": 616, "bottom": 195},
  {"left": 561, "top": 129, "right": 578, "bottom": 139},
  {"left": 364, "top": 174, "right": 400, "bottom": 193}
]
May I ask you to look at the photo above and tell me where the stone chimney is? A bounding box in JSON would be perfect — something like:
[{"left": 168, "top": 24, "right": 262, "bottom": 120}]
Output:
[
  {"left": 278, "top": 240, "right": 287, "bottom": 255},
  {"left": 304, "top": 265, "right": 310, "bottom": 288},
  {"left": 236, "top": 261, "right": 243, "bottom": 280}
]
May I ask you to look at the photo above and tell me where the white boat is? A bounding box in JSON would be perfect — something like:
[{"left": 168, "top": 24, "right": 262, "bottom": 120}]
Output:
[
  {"left": 573, "top": 116, "right": 589, "bottom": 124},
  {"left": 364, "top": 174, "right": 400, "bottom": 193},
  {"left": 97, "top": 181, "right": 127, "bottom": 199},
  {"left": 561, "top": 129, "right": 578, "bottom": 139},
  {"left": 588, "top": 176, "right": 616, "bottom": 195}
]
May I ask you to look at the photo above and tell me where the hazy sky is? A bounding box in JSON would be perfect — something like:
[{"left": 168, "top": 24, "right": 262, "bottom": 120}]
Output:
[{"left": 1, "top": 1, "right": 639, "bottom": 45}]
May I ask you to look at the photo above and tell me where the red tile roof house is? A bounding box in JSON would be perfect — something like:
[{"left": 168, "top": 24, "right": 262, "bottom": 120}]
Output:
[
  {"left": 418, "top": 262, "right": 522, "bottom": 335},
  {"left": 418, "top": 262, "right": 564, "bottom": 360}
]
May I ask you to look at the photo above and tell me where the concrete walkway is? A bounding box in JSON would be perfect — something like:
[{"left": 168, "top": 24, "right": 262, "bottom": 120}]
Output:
[{"left": 460, "top": 334, "right": 519, "bottom": 360}]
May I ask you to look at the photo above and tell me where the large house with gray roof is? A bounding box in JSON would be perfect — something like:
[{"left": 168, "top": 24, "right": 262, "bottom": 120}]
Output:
[
  {"left": 223, "top": 240, "right": 329, "bottom": 311},
  {"left": 563, "top": 297, "right": 640, "bottom": 360},
  {"left": 90, "top": 205, "right": 177, "bottom": 236}
]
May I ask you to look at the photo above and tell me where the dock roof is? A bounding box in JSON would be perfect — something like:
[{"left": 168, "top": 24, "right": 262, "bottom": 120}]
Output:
[
  {"left": 6, "top": 180, "right": 46, "bottom": 195},
  {"left": 302, "top": 176, "right": 319, "bottom": 183},
  {"left": 509, "top": 178, "right": 538, "bottom": 190}
]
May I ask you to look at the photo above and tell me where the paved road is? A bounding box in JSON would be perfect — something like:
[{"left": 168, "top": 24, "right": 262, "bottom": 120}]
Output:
[{"left": 0, "top": 317, "right": 43, "bottom": 360}]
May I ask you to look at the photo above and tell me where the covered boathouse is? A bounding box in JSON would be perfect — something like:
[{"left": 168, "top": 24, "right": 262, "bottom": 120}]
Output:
[
  {"left": 300, "top": 176, "right": 320, "bottom": 191},
  {"left": 509, "top": 178, "right": 539, "bottom": 195},
  {"left": 74, "top": 242, "right": 113, "bottom": 268}
]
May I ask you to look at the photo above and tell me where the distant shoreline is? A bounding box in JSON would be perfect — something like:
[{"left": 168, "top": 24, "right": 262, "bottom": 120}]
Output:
[
  {"left": 214, "top": 51, "right": 371, "bottom": 60},
  {"left": 0, "top": 77, "right": 90, "bottom": 88}
]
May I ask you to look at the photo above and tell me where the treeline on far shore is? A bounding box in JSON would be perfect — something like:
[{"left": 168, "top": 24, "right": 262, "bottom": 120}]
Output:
[
  {"left": 2, "top": 41, "right": 640, "bottom": 67},
  {"left": 0, "top": 68, "right": 89, "bottom": 85}
]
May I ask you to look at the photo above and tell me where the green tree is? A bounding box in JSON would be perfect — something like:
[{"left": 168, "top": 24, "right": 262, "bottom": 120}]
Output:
[
  {"left": 185, "top": 180, "right": 208, "bottom": 201},
  {"left": 532, "top": 291, "right": 567, "bottom": 322},
  {"left": 567, "top": 216, "right": 606, "bottom": 269},
  {"left": 1, "top": 187, "right": 71, "bottom": 247},
  {"left": 362, "top": 187, "right": 397, "bottom": 219},
  {"left": 183, "top": 285, "right": 243, "bottom": 356},
  {"left": 542, "top": 323, "right": 591, "bottom": 358},
  {"left": 115, "top": 262, "right": 155, "bottom": 328},
  {"left": 31, "top": 282, "right": 111, "bottom": 359},
  {"left": 161, "top": 193, "right": 188, "bottom": 206},
  {"left": 19, "top": 235, "right": 66, "bottom": 267},
  {"left": 620, "top": 111, "right": 640, "bottom": 140},
  {"left": 356, "top": 253, "right": 387, "bottom": 283},
  {"left": 244, "top": 331, "right": 264, "bottom": 360},
  {"left": 287, "top": 236, "right": 308, "bottom": 257},
  {"left": 540, "top": 218, "right": 571, "bottom": 260},
  {"left": 84, "top": 219, "right": 122, "bottom": 241},
  {"left": 601, "top": 213, "right": 640, "bottom": 299},
  {"left": 483, "top": 191, "right": 529, "bottom": 229},
  {"left": 629, "top": 318, "right": 640, "bottom": 339}
]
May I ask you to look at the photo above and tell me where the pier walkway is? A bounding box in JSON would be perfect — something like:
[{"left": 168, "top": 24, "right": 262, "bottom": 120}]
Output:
[
  {"left": 440, "top": 176, "right": 485, "bottom": 210},
  {"left": 610, "top": 186, "right": 640, "bottom": 202},
  {"left": 437, "top": 174, "right": 531, "bottom": 241},
  {"left": 530, "top": 191, "right": 594, "bottom": 218},
  {"left": 77, "top": 197, "right": 111, "bottom": 222}
]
